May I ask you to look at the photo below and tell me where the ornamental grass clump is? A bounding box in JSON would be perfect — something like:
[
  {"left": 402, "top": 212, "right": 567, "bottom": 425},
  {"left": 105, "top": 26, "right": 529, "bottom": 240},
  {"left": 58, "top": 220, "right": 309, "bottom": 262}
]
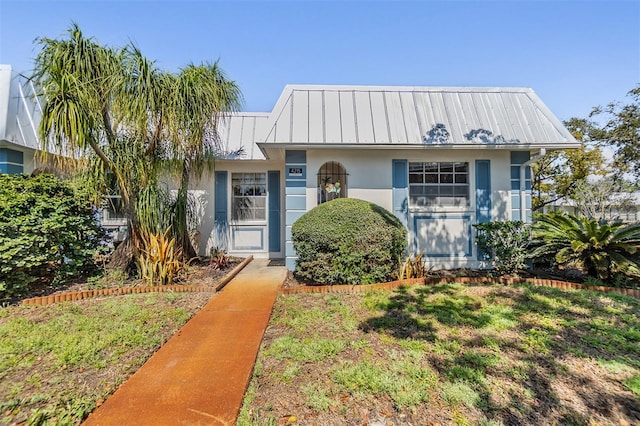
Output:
[
  {"left": 291, "top": 198, "right": 407, "bottom": 285},
  {"left": 136, "top": 227, "right": 183, "bottom": 286}
]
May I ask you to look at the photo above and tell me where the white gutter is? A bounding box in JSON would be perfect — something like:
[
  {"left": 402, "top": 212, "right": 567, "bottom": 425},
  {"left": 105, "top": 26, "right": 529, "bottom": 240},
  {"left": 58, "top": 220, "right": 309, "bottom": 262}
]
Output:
[{"left": 520, "top": 148, "right": 546, "bottom": 222}]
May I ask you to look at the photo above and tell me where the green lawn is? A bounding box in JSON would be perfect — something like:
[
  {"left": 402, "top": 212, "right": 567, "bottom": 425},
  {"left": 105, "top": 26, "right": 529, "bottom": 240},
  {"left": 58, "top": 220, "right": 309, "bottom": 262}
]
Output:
[
  {"left": 0, "top": 292, "right": 212, "bottom": 425},
  {"left": 239, "top": 282, "right": 640, "bottom": 425}
]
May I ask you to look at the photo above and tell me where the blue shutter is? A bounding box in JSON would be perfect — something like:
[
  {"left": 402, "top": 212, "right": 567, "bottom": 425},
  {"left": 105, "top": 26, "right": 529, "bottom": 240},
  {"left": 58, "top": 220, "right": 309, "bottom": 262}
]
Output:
[
  {"left": 475, "top": 160, "right": 491, "bottom": 260},
  {"left": 0, "top": 148, "right": 24, "bottom": 174},
  {"left": 475, "top": 160, "right": 491, "bottom": 223},
  {"left": 392, "top": 159, "right": 408, "bottom": 227},
  {"left": 268, "top": 171, "right": 281, "bottom": 252},
  {"left": 215, "top": 171, "right": 228, "bottom": 224}
]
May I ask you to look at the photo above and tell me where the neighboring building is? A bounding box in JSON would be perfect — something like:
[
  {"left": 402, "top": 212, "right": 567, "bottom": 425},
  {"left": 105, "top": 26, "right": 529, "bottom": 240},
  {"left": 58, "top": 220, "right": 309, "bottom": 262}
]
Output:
[
  {"left": 207, "top": 85, "right": 579, "bottom": 270},
  {"left": 0, "top": 65, "right": 41, "bottom": 175},
  {"left": 0, "top": 65, "right": 128, "bottom": 237},
  {"left": 1, "top": 69, "right": 580, "bottom": 269},
  {"left": 545, "top": 192, "right": 640, "bottom": 223}
]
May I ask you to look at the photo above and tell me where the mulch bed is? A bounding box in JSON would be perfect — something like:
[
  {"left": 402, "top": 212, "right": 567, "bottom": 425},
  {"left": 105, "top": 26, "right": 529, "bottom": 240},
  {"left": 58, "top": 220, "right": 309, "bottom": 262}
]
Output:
[{"left": 6, "top": 257, "right": 246, "bottom": 307}]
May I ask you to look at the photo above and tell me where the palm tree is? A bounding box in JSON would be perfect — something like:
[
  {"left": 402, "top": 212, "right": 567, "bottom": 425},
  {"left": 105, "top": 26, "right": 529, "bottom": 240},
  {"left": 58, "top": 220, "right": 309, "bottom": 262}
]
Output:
[
  {"left": 33, "top": 24, "right": 241, "bottom": 267},
  {"left": 35, "top": 26, "right": 170, "bottom": 264},
  {"left": 531, "top": 212, "right": 640, "bottom": 280},
  {"left": 166, "top": 63, "right": 242, "bottom": 258}
]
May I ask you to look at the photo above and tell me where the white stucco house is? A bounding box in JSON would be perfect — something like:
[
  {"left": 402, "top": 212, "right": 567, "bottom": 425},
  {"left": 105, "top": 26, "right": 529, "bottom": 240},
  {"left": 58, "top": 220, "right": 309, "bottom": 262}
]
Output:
[
  {"left": 1, "top": 64, "right": 580, "bottom": 270},
  {"left": 205, "top": 85, "right": 579, "bottom": 270}
]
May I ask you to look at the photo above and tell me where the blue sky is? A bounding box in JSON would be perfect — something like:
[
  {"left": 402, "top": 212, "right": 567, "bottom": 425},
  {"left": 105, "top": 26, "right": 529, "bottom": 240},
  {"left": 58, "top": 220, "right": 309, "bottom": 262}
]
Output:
[{"left": 1, "top": 0, "right": 638, "bottom": 120}]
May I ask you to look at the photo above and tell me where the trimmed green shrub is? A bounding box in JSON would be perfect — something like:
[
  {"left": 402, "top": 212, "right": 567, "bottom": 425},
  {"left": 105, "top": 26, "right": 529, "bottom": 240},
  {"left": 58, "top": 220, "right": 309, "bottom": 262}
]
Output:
[
  {"left": 474, "top": 221, "right": 531, "bottom": 274},
  {"left": 0, "top": 174, "right": 107, "bottom": 299},
  {"left": 292, "top": 198, "right": 407, "bottom": 285}
]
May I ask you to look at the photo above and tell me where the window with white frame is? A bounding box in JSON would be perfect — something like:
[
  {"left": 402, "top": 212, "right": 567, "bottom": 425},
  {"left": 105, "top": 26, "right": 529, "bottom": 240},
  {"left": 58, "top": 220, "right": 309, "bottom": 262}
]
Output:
[
  {"left": 409, "top": 162, "right": 469, "bottom": 207},
  {"left": 232, "top": 173, "right": 266, "bottom": 221},
  {"left": 101, "top": 195, "right": 127, "bottom": 222}
]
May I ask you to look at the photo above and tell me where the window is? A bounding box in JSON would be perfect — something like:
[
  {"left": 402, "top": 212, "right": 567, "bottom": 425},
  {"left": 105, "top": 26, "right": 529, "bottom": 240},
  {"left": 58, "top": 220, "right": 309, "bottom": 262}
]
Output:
[
  {"left": 101, "top": 195, "right": 127, "bottom": 222},
  {"left": 317, "top": 161, "right": 348, "bottom": 204},
  {"left": 232, "top": 173, "right": 266, "bottom": 221},
  {"left": 409, "top": 162, "right": 469, "bottom": 207}
]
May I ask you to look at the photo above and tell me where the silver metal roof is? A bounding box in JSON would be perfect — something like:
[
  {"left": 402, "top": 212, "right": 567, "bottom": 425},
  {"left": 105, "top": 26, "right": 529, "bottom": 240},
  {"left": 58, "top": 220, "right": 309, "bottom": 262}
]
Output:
[
  {"left": 259, "top": 85, "right": 579, "bottom": 148},
  {"left": 216, "top": 113, "right": 270, "bottom": 160}
]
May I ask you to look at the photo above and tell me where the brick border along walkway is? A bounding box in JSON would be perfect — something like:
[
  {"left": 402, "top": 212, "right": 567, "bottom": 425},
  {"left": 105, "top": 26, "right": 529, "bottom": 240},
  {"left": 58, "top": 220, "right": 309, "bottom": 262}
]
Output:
[
  {"left": 20, "top": 256, "right": 253, "bottom": 306},
  {"left": 281, "top": 276, "right": 640, "bottom": 299}
]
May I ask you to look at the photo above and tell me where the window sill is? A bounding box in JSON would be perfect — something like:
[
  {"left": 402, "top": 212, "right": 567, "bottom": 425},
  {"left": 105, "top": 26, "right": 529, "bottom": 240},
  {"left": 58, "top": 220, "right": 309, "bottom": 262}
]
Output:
[
  {"left": 231, "top": 221, "right": 268, "bottom": 226},
  {"left": 409, "top": 206, "right": 472, "bottom": 213}
]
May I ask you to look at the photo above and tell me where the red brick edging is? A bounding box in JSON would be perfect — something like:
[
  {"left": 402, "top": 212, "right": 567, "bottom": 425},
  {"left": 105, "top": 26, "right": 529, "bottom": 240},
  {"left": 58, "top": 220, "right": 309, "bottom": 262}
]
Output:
[
  {"left": 280, "top": 276, "right": 640, "bottom": 299},
  {"left": 215, "top": 255, "right": 253, "bottom": 291},
  {"left": 20, "top": 255, "right": 254, "bottom": 307}
]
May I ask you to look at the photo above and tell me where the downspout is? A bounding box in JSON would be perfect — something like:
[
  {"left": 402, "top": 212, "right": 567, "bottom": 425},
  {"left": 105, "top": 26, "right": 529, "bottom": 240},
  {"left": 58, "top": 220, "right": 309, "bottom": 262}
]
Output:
[{"left": 520, "top": 148, "right": 546, "bottom": 222}]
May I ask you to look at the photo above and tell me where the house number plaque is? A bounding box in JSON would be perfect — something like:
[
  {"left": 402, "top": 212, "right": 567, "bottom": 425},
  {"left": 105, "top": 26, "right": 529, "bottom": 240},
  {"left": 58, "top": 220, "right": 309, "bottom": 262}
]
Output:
[{"left": 288, "top": 167, "right": 303, "bottom": 177}]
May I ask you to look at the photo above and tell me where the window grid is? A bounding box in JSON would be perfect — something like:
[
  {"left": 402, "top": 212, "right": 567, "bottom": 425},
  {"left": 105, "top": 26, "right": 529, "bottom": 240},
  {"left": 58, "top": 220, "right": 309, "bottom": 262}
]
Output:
[
  {"left": 409, "top": 162, "right": 469, "bottom": 207},
  {"left": 232, "top": 173, "right": 267, "bottom": 221}
]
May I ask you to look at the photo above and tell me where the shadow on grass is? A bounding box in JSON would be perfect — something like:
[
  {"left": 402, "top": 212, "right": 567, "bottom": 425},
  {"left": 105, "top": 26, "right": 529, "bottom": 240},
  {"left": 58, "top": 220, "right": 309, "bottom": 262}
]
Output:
[
  {"left": 359, "top": 286, "right": 437, "bottom": 340},
  {"left": 358, "top": 281, "right": 640, "bottom": 425}
]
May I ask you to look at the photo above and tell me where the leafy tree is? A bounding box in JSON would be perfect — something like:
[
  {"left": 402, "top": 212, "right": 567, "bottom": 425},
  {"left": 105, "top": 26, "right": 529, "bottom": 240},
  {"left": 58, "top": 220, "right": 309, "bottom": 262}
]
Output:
[
  {"left": 534, "top": 86, "right": 640, "bottom": 214},
  {"left": 531, "top": 212, "right": 640, "bottom": 281},
  {"left": 166, "top": 63, "right": 242, "bottom": 258},
  {"left": 531, "top": 126, "right": 606, "bottom": 212},
  {"left": 34, "top": 25, "right": 169, "bottom": 268},
  {"left": 570, "top": 177, "right": 637, "bottom": 220},
  {"left": 33, "top": 24, "right": 242, "bottom": 267},
  {"left": 589, "top": 86, "right": 640, "bottom": 181}
]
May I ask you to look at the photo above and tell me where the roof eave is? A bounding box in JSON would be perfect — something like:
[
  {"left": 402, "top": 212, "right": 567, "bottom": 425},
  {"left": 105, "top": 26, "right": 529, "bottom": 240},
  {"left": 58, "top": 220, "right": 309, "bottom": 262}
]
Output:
[{"left": 257, "top": 142, "right": 581, "bottom": 151}]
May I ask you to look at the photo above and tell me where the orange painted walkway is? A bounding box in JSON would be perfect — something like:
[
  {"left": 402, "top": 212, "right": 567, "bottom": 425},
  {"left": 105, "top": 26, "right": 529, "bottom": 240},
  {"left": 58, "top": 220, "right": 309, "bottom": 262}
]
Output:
[{"left": 83, "top": 259, "right": 287, "bottom": 426}]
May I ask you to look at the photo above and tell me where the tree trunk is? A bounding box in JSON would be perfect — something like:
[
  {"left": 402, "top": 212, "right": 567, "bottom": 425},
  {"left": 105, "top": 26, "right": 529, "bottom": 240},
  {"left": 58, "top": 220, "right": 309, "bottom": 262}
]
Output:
[
  {"left": 174, "top": 161, "right": 198, "bottom": 260},
  {"left": 106, "top": 216, "right": 141, "bottom": 272},
  {"left": 107, "top": 237, "right": 135, "bottom": 271}
]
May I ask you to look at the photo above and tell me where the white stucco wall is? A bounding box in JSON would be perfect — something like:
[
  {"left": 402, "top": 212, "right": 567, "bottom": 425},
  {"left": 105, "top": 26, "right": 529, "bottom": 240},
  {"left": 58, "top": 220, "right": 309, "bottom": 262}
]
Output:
[
  {"left": 306, "top": 149, "right": 395, "bottom": 211},
  {"left": 306, "top": 148, "right": 511, "bottom": 215},
  {"left": 193, "top": 147, "right": 523, "bottom": 269},
  {"left": 305, "top": 147, "right": 515, "bottom": 269},
  {"left": 21, "top": 148, "right": 36, "bottom": 174}
]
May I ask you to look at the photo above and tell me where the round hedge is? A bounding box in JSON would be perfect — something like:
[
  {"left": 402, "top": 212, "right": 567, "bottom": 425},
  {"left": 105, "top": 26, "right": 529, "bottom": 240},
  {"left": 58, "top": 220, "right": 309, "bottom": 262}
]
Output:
[{"left": 291, "top": 198, "right": 407, "bottom": 285}]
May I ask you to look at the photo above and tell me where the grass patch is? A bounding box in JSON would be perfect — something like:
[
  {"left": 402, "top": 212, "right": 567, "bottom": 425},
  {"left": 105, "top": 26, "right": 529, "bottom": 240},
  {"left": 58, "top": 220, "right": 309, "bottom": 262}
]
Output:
[
  {"left": 625, "top": 375, "right": 640, "bottom": 397},
  {"left": 265, "top": 335, "right": 347, "bottom": 362},
  {"left": 331, "top": 358, "right": 436, "bottom": 408},
  {"left": 441, "top": 381, "right": 481, "bottom": 408},
  {"left": 243, "top": 284, "right": 640, "bottom": 424},
  {"left": 303, "top": 383, "right": 333, "bottom": 412},
  {"left": 0, "top": 292, "right": 211, "bottom": 425}
]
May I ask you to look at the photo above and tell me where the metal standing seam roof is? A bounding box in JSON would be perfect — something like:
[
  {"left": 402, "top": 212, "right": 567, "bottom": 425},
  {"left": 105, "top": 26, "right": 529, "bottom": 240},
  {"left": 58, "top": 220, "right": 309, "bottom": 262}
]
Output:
[
  {"left": 215, "top": 112, "right": 270, "bottom": 160},
  {"left": 258, "top": 85, "right": 579, "bottom": 148}
]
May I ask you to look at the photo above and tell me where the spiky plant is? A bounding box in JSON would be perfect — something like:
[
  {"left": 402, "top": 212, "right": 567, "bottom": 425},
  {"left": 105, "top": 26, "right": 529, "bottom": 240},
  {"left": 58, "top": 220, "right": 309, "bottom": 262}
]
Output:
[
  {"left": 531, "top": 212, "right": 640, "bottom": 280},
  {"left": 398, "top": 252, "right": 428, "bottom": 279},
  {"left": 136, "top": 227, "right": 183, "bottom": 286},
  {"left": 165, "top": 63, "right": 243, "bottom": 259}
]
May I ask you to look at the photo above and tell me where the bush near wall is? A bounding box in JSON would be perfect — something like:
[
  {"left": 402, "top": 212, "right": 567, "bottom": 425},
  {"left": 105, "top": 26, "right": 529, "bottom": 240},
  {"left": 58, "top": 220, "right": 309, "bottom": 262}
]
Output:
[
  {"left": 0, "top": 174, "right": 106, "bottom": 299},
  {"left": 292, "top": 198, "right": 407, "bottom": 285},
  {"left": 474, "top": 221, "right": 531, "bottom": 274}
]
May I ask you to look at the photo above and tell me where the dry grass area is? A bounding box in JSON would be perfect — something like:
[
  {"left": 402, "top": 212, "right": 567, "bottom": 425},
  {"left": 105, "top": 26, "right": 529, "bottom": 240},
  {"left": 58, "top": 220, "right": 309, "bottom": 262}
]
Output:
[{"left": 239, "top": 282, "right": 640, "bottom": 425}]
